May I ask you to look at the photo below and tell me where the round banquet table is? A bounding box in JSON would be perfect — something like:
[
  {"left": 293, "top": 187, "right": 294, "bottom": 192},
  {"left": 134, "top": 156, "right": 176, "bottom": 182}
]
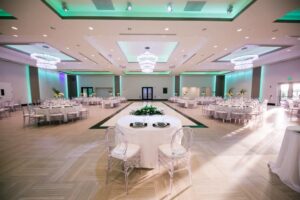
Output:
[
  {"left": 268, "top": 126, "right": 300, "bottom": 193},
  {"left": 116, "top": 115, "right": 182, "bottom": 169}
]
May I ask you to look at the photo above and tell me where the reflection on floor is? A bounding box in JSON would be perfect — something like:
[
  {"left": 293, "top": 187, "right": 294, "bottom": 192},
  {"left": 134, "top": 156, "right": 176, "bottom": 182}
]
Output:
[{"left": 0, "top": 101, "right": 299, "bottom": 200}]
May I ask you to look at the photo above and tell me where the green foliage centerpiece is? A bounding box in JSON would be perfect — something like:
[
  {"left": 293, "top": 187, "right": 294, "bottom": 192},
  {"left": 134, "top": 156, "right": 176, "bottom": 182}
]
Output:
[{"left": 130, "top": 105, "right": 164, "bottom": 116}]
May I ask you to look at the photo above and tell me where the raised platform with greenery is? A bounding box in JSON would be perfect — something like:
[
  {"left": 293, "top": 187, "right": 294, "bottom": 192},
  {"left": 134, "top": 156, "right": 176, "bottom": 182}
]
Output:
[{"left": 130, "top": 105, "right": 163, "bottom": 116}]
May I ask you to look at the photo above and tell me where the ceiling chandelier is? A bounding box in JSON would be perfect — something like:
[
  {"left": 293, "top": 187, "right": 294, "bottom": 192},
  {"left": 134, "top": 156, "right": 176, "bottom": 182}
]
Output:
[
  {"left": 30, "top": 53, "right": 61, "bottom": 70},
  {"left": 230, "top": 55, "right": 258, "bottom": 70},
  {"left": 137, "top": 47, "right": 158, "bottom": 73}
]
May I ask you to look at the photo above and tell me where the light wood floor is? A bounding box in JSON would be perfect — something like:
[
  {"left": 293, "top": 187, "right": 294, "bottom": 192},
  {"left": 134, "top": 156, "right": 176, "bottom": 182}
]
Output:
[{"left": 0, "top": 102, "right": 299, "bottom": 200}]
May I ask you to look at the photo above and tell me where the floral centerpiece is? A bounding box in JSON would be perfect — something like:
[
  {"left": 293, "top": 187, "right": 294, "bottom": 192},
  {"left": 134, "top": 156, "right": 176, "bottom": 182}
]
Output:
[
  {"left": 239, "top": 89, "right": 246, "bottom": 96},
  {"left": 52, "top": 88, "right": 64, "bottom": 98},
  {"left": 130, "top": 105, "right": 164, "bottom": 116},
  {"left": 227, "top": 88, "right": 234, "bottom": 97}
]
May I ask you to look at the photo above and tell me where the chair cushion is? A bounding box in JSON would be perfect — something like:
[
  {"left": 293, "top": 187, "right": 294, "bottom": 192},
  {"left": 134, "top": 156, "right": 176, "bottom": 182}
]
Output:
[
  {"left": 111, "top": 143, "right": 140, "bottom": 160},
  {"left": 159, "top": 144, "right": 187, "bottom": 158}
]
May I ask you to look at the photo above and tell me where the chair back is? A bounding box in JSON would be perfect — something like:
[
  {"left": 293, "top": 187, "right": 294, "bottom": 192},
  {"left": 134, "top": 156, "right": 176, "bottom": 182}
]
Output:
[
  {"left": 171, "top": 127, "right": 193, "bottom": 155},
  {"left": 105, "top": 127, "right": 128, "bottom": 157}
]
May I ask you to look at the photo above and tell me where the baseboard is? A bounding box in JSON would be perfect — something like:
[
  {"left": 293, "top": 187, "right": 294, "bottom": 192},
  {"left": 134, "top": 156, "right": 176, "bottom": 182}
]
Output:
[{"left": 267, "top": 103, "right": 276, "bottom": 106}]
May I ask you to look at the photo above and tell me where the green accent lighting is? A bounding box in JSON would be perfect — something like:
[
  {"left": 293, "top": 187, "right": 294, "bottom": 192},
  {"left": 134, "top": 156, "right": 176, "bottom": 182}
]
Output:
[{"left": 25, "top": 65, "right": 32, "bottom": 103}]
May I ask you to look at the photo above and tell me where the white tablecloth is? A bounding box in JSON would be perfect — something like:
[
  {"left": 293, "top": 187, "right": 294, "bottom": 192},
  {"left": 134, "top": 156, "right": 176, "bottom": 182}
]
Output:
[
  {"left": 269, "top": 126, "right": 300, "bottom": 193},
  {"left": 116, "top": 115, "right": 182, "bottom": 168},
  {"left": 34, "top": 106, "right": 81, "bottom": 122}
]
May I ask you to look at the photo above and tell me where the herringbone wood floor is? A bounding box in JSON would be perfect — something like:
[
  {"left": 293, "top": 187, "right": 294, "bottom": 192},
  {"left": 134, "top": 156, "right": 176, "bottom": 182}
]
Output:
[{"left": 0, "top": 102, "right": 299, "bottom": 200}]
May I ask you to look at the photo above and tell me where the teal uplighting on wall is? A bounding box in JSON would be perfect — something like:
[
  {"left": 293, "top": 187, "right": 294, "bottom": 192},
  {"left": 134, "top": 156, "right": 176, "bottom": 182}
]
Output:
[
  {"left": 212, "top": 76, "right": 216, "bottom": 96},
  {"left": 224, "top": 69, "right": 253, "bottom": 99},
  {"left": 64, "top": 73, "right": 69, "bottom": 99},
  {"left": 119, "top": 76, "right": 123, "bottom": 96},
  {"left": 112, "top": 76, "right": 115, "bottom": 97},
  {"left": 179, "top": 75, "right": 182, "bottom": 96},
  {"left": 259, "top": 66, "right": 265, "bottom": 101},
  {"left": 25, "top": 65, "right": 32, "bottom": 103},
  {"left": 172, "top": 76, "right": 175, "bottom": 96},
  {"left": 76, "top": 75, "right": 80, "bottom": 97}
]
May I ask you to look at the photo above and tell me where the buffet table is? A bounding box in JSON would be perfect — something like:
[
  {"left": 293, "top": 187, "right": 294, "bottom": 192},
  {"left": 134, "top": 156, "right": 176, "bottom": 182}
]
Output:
[
  {"left": 116, "top": 115, "right": 182, "bottom": 168},
  {"left": 269, "top": 126, "right": 300, "bottom": 192}
]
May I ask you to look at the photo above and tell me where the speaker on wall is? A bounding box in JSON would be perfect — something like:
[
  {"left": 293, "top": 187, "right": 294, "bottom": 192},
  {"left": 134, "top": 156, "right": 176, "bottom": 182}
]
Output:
[
  {"left": 0, "top": 89, "right": 4, "bottom": 96},
  {"left": 163, "top": 88, "right": 168, "bottom": 94}
]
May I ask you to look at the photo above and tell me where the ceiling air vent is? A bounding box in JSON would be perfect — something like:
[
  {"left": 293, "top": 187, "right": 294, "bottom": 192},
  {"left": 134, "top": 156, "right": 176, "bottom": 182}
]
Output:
[
  {"left": 184, "top": 1, "right": 206, "bottom": 12},
  {"left": 92, "top": 0, "right": 114, "bottom": 10}
]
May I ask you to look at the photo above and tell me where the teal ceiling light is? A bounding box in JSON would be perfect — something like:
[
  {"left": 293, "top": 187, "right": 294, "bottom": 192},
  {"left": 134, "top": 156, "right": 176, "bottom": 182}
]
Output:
[
  {"left": 124, "top": 71, "right": 170, "bottom": 75},
  {"left": 0, "top": 9, "right": 16, "bottom": 19},
  {"left": 181, "top": 71, "right": 230, "bottom": 75},
  {"left": 42, "top": 0, "right": 255, "bottom": 21},
  {"left": 64, "top": 71, "right": 114, "bottom": 75},
  {"left": 276, "top": 9, "right": 300, "bottom": 23}
]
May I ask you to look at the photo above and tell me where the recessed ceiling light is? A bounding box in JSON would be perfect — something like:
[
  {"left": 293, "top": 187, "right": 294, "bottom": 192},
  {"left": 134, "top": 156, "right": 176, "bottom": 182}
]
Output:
[
  {"left": 164, "top": 27, "right": 169, "bottom": 31},
  {"left": 110, "top": 49, "right": 114, "bottom": 52},
  {"left": 84, "top": 57, "right": 87, "bottom": 60},
  {"left": 181, "top": 49, "right": 185, "bottom": 52},
  {"left": 11, "top": 26, "right": 18, "bottom": 30},
  {"left": 237, "top": 28, "right": 242, "bottom": 32},
  {"left": 66, "top": 47, "right": 70, "bottom": 50},
  {"left": 91, "top": 54, "right": 95, "bottom": 57},
  {"left": 12, "top": 34, "right": 18, "bottom": 37},
  {"left": 43, "top": 34, "right": 48, "bottom": 37},
  {"left": 213, "top": 45, "right": 218, "bottom": 48},
  {"left": 224, "top": 48, "right": 228, "bottom": 51},
  {"left": 245, "top": 36, "right": 249, "bottom": 39},
  {"left": 286, "top": 49, "right": 291, "bottom": 52},
  {"left": 88, "top": 26, "right": 94, "bottom": 31},
  {"left": 271, "top": 37, "right": 276, "bottom": 40}
]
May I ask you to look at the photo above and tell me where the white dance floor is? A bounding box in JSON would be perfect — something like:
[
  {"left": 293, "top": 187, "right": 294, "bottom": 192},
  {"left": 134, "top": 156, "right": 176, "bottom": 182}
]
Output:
[{"left": 101, "top": 102, "right": 197, "bottom": 127}]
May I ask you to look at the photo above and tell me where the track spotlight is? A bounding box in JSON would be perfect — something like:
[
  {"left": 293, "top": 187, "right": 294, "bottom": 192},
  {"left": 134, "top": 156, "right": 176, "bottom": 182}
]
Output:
[
  {"left": 62, "top": 1, "right": 68, "bottom": 12},
  {"left": 167, "top": 3, "right": 173, "bottom": 13},
  {"left": 127, "top": 2, "right": 132, "bottom": 11}
]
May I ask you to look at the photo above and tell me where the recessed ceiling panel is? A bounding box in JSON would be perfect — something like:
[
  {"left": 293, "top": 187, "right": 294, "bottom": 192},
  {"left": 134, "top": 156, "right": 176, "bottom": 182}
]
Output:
[
  {"left": 42, "top": 0, "right": 255, "bottom": 20},
  {"left": 4, "top": 43, "right": 77, "bottom": 61},
  {"left": 216, "top": 45, "right": 286, "bottom": 62},
  {"left": 276, "top": 9, "right": 300, "bottom": 23},
  {"left": 0, "top": 9, "right": 16, "bottom": 19},
  {"left": 118, "top": 41, "right": 178, "bottom": 63}
]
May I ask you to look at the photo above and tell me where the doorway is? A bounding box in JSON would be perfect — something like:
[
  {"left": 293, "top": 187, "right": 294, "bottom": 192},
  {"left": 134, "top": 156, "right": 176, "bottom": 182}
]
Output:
[
  {"left": 142, "top": 87, "right": 153, "bottom": 100},
  {"left": 81, "top": 87, "right": 94, "bottom": 97}
]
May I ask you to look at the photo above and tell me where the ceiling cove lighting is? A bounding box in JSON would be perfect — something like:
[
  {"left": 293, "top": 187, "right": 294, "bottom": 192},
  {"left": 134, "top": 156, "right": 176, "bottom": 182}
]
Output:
[
  {"left": 167, "top": 3, "right": 173, "bottom": 13},
  {"left": 181, "top": 71, "right": 230, "bottom": 75},
  {"left": 127, "top": 2, "right": 132, "bottom": 11},
  {"left": 30, "top": 53, "right": 61, "bottom": 70},
  {"left": 230, "top": 55, "right": 258, "bottom": 70},
  {"left": 137, "top": 47, "right": 158, "bottom": 73}
]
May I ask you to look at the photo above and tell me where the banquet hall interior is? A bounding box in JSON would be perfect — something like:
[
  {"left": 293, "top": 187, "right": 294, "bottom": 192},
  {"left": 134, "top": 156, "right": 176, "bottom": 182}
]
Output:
[{"left": 0, "top": 0, "right": 300, "bottom": 199}]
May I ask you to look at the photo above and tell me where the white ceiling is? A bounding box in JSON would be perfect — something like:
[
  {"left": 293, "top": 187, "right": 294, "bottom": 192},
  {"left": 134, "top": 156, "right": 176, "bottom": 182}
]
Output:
[{"left": 0, "top": 0, "right": 299, "bottom": 75}]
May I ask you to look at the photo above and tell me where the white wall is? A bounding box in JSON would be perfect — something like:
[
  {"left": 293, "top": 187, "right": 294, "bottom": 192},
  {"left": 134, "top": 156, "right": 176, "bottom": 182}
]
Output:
[
  {"left": 181, "top": 75, "right": 215, "bottom": 96},
  {"left": 262, "top": 58, "right": 300, "bottom": 105},
  {"left": 38, "top": 68, "right": 67, "bottom": 100},
  {"left": 122, "top": 75, "right": 173, "bottom": 99},
  {"left": 77, "top": 75, "right": 114, "bottom": 96},
  {"left": 0, "top": 60, "right": 29, "bottom": 103},
  {"left": 224, "top": 69, "right": 253, "bottom": 98}
]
